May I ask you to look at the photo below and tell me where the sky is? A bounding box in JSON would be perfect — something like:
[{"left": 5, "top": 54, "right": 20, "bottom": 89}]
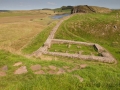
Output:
[{"left": 0, "top": 0, "right": 120, "bottom": 10}]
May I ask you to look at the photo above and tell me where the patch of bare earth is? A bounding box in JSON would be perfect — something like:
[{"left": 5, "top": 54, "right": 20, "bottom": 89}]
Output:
[
  {"left": 13, "top": 62, "right": 23, "bottom": 66},
  {"left": 64, "top": 64, "right": 88, "bottom": 73},
  {"left": 0, "top": 65, "right": 8, "bottom": 77},
  {"left": 48, "top": 70, "right": 56, "bottom": 74},
  {"left": 40, "top": 55, "right": 53, "bottom": 61},
  {"left": 34, "top": 70, "right": 45, "bottom": 74},
  {"left": 30, "top": 64, "right": 41, "bottom": 71},
  {"left": 48, "top": 65, "right": 57, "bottom": 70},
  {"left": 0, "top": 71, "right": 6, "bottom": 77},
  {"left": 1, "top": 65, "right": 8, "bottom": 71},
  {"left": 56, "top": 68, "right": 65, "bottom": 75},
  {"left": 63, "top": 66, "right": 70, "bottom": 69},
  {"left": 47, "top": 65, "right": 57, "bottom": 74},
  {"left": 42, "top": 66, "right": 49, "bottom": 71},
  {"left": 79, "top": 64, "right": 88, "bottom": 69},
  {"left": 14, "top": 66, "right": 28, "bottom": 74}
]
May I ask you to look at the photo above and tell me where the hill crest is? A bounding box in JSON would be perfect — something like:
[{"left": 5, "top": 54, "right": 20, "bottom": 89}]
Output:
[{"left": 71, "top": 5, "right": 112, "bottom": 14}]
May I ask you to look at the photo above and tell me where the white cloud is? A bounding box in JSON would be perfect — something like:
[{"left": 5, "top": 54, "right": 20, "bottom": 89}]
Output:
[{"left": 47, "top": 2, "right": 56, "bottom": 5}]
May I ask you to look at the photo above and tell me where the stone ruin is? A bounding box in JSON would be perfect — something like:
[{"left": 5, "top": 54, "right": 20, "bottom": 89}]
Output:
[{"left": 32, "top": 14, "right": 116, "bottom": 64}]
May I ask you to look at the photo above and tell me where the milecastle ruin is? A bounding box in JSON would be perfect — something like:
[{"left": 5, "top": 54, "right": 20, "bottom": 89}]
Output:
[{"left": 32, "top": 14, "right": 116, "bottom": 64}]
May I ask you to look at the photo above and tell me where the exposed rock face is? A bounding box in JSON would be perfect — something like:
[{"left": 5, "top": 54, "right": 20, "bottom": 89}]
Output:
[
  {"left": 71, "top": 5, "right": 95, "bottom": 14},
  {"left": 71, "top": 6, "right": 84, "bottom": 14},
  {"left": 71, "top": 5, "right": 111, "bottom": 14}
]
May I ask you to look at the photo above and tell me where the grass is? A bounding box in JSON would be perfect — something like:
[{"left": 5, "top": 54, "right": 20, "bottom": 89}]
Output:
[
  {"left": 22, "top": 22, "right": 57, "bottom": 54},
  {"left": 55, "top": 10, "right": 120, "bottom": 59},
  {"left": 49, "top": 43, "right": 99, "bottom": 56},
  {"left": 54, "top": 8, "right": 71, "bottom": 14},
  {"left": 0, "top": 9, "right": 69, "bottom": 54},
  {"left": 0, "top": 50, "right": 120, "bottom": 90},
  {"left": 0, "top": 10, "right": 59, "bottom": 53},
  {"left": 0, "top": 10, "right": 57, "bottom": 18},
  {"left": 1, "top": 9, "right": 120, "bottom": 90}
]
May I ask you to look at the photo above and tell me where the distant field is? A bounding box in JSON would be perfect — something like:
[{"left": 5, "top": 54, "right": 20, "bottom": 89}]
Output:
[{"left": 0, "top": 10, "right": 58, "bottom": 53}]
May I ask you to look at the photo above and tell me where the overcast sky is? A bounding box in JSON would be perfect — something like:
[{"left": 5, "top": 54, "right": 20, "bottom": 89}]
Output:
[{"left": 0, "top": 0, "right": 120, "bottom": 10}]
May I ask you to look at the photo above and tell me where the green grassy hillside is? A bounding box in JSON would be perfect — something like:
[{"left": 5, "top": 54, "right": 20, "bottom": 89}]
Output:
[
  {"left": 1, "top": 9, "right": 120, "bottom": 90},
  {"left": 0, "top": 49, "right": 120, "bottom": 90},
  {"left": 55, "top": 10, "right": 120, "bottom": 60}
]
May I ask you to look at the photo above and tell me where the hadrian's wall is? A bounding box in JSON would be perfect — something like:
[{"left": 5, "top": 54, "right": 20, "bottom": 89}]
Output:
[
  {"left": 32, "top": 15, "right": 72, "bottom": 56},
  {"left": 32, "top": 14, "right": 116, "bottom": 63},
  {"left": 52, "top": 39, "right": 94, "bottom": 46},
  {"left": 45, "top": 52, "right": 115, "bottom": 63}
]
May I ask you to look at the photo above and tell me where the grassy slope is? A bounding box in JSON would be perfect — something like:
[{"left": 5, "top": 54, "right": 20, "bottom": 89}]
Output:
[
  {"left": 1, "top": 10, "right": 120, "bottom": 90},
  {"left": 22, "top": 22, "right": 57, "bottom": 54},
  {"left": 54, "top": 10, "right": 120, "bottom": 89},
  {"left": 0, "top": 50, "right": 120, "bottom": 90},
  {"left": 55, "top": 10, "right": 120, "bottom": 59}
]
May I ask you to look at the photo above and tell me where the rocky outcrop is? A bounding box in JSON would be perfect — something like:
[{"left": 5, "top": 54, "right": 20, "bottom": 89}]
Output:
[
  {"left": 71, "top": 5, "right": 96, "bottom": 14},
  {"left": 71, "top": 5, "right": 111, "bottom": 14},
  {"left": 85, "top": 5, "right": 96, "bottom": 12},
  {"left": 71, "top": 6, "right": 86, "bottom": 14}
]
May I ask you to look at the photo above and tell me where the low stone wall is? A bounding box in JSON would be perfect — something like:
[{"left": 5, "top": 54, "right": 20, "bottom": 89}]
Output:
[
  {"left": 32, "top": 14, "right": 116, "bottom": 64},
  {"left": 43, "top": 16, "right": 72, "bottom": 49},
  {"left": 32, "top": 15, "right": 72, "bottom": 56},
  {"left": 94, "top": 44, "right": 105, "bottom": 53},
  {"left": 52, "top": 39, "right": 94, "bottom": 46},
  {"left": 45, "top": 40, "right": 115, "bottom": 63},
  {"left": 45, "top": 52, "right": 115, "bottom": 63}
]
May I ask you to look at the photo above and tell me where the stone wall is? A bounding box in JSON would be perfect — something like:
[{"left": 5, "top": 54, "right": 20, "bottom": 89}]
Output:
[
  {"left": 94, "top": 44, "right": 105, "bottom": 53},
  {"left": 32, "top": 14, "right": 116, "bottom": 64},
  {"left": 45, "top": 52, "right": 115, "bottom": 63},
  {"left": 32, "top": 15, "right": 72, "bottom": 57},
  {"left": 52, "top": 39, "right": 94, "bottom": 46}
]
